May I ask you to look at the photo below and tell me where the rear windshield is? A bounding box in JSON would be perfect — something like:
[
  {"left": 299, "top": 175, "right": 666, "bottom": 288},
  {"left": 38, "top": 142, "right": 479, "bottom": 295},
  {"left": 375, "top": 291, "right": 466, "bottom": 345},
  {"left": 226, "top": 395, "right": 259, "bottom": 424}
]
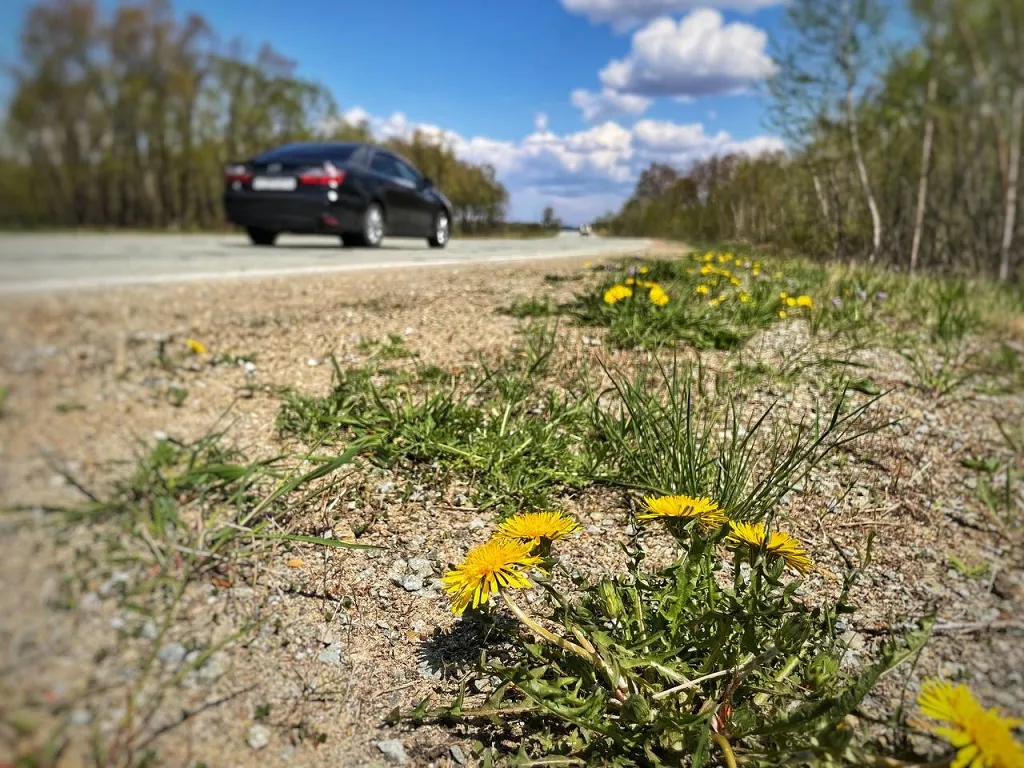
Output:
[{"left": 253, "top": 144, "right": 357, "bottom": 165}]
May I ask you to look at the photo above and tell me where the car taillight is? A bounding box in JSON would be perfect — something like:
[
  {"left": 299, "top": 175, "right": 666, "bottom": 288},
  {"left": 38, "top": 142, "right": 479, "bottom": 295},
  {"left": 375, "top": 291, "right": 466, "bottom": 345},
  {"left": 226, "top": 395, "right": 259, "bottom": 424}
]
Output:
[
  {"left": 299, "top": 162, "right": 345, "bottom": 186},
  {"left": 225, "top": 164, "right": 251, "bottom": 184}
]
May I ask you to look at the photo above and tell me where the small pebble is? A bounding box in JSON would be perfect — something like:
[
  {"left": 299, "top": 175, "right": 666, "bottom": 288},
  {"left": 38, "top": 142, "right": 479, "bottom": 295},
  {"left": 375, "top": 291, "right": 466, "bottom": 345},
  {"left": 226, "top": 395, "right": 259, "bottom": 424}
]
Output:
[
  {"left": 376, "top": 738, "right": 407, "bottom": 765},
  {"left": 157, "top": 643, "right": 186, "bottom": 664},
  {"left": 70, "top": 708, "right": 91, "bottom": 726},
  {"left": 247, "top": 724, "right": 271, "bottom": 750},
  {"left": 400, "top": 574, "right": 424, "bottom": 592},
  {"left": 319, "top": 644, "right": 344, "bottom": 665}
]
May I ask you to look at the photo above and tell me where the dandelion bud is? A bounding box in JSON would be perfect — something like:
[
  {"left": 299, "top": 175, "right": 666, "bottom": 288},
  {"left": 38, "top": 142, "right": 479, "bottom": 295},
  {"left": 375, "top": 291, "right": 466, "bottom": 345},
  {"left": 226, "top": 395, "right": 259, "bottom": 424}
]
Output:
[
  {"left": 622, "top": 693, "right": 652, "bottom": 724},
  {"left": 597, "top": 580, "right": 624, "bottom": 620}
]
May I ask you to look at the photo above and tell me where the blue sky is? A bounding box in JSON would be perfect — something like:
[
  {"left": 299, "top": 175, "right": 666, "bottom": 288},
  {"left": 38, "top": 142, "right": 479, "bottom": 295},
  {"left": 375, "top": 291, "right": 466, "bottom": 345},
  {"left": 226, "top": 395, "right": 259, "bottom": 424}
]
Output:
[{"left": 0, "top": 0, "right": 883, "bottom": 223}]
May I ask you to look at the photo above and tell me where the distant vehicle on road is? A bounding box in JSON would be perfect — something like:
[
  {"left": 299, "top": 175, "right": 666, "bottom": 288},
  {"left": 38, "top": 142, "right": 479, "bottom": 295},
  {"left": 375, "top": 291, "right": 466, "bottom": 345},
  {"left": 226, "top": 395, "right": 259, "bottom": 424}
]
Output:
[
  {"left": 223, "top": 142, "right": 453, "bottom": 248},
  {"left": 579, "top": 225, "right": 592, "bottom": 236}
]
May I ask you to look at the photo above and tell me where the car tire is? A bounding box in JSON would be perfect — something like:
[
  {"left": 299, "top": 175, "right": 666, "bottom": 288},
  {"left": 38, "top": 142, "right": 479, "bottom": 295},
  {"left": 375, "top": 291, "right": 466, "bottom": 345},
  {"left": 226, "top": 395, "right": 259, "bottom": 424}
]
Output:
[
  {"left": 428, "top": 210, "right": 450, "bottom": 249},
  {"left": 362, "top": 202, "right": 385, "bottom": 248},
  {"left": 340, "top": 233, "right": 362, "bottom": 248},
  {"left": 247, "top": 227, "right": 278, "bottom": 246}
]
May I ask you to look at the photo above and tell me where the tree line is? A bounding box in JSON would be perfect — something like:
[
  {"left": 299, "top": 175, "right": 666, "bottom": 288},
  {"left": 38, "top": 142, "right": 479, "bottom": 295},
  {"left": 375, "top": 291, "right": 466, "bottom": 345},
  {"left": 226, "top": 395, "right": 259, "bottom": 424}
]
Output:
[
  {"left": 599, "top": 0, "right": 1024, "bottom": 281},
  {"left": 0, "top": 0, "right": 512, "bottom": 232}
]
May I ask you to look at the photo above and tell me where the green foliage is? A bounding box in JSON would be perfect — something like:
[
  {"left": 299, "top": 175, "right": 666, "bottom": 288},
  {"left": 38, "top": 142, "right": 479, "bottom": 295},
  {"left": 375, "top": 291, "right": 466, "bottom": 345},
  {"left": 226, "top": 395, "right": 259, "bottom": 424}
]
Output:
[
  {"left": 391, "top": 327, "right": 920, "bottom": 765},
  {"left": 898, "top": 343, "right": 974, "bottom": 398},
  {"left": 499, "top": 298, "right": 555, "bottom": 319},
  {"left": 358, "top": 334, "right": 415, "bottom": 361},
  {"left": 587, "top": 357, "right": 884, "bottom": 522},
  {"left": 570, "top": 252, "right": 817, "bottom": 350},
  {"left": 406, "top": 526, "right": 932, "bottom": 766},
  {"left": 976, "top": 466, "right": 1022, "bottom": 531},
  {"left": 601, "top": 0, "right": 1024, "bottom": 281},
  {"left": 947, "top": 555, "right": 989, "bottom": 580},
  {"left": 62, "top": 431, "right": 374, "bottom": 569},
  {"left": 0, "top": 1, "right": 509, "bottom": 231},
  {"left": 924, "top": 279, "right": 980, "bottom": 342},
  {"left": 277, "top": 325, "right": 593, "bottom": 516}
]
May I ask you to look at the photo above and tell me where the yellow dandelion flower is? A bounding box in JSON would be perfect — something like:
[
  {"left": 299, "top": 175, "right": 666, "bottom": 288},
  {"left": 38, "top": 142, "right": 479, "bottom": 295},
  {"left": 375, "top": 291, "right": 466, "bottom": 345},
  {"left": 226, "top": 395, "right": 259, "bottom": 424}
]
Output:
[
  {"left": 696, "top": 284, "right": 710, "bottom": 295},
  {"left": 796, "top": 295, "right": 814, "bottom": 308},
  {"left": 918, "top": 679, "right": 1024, "bottom": 768},
  {"left": 625, "top": 277, "right": 637, "bottom": 286},
  {"left": 718, "top": 253, "right": 730, "bottom": 262},
  {"left": 730, "top": 277, "right": 741, "bottom": 286},
  {"left": 752, "top": 266, "right": 761, "bottom": 276},
  {"left": 778, "top": 310, "right": 787, "bottom": 319},
  {"left": 710, "top": 296, "right": 725, "bottom": 308},
  {"left": 497, "top": 511, "right": 580, "bottom": 547},
  {"left": 703, "top": 252, "right": 714, "bottom": 262},
  {"left": 701, "top": 264, "right": 714, "bottom": 275},
  {"left": 638, "top": 266, "right": 649, "bottom": 274},
  {"left": 710, "top": 278, "right": 720, "bottom": 287},
  {"left": 442, "top": 538, "right": 542, "bottom": 614},
  {"left": 186, "top": 338, "right": 208, "bottom": 355},
  {"left": 604, "top": 284, "right": 633, "bottom": 304},
  {"left": 739, "top": 292, "right": 751, "bottom": 303},
  {"left": 786, "top": 297, "right": 797, "bottom": 307},
  {"left": 649, "top": 286, "right": 670, "bottom": 307},
  {"left": 726, "top": 521, "right": 813, "bottom": 575},
  {"left": 779, "top": 292, "right": 789, "bottom": 300},
  {"left": 774, "top": 271, "right": 783, "bottom": 279},
  {"left": 638, "top": 495, "right": 727, "bottom": 530}
]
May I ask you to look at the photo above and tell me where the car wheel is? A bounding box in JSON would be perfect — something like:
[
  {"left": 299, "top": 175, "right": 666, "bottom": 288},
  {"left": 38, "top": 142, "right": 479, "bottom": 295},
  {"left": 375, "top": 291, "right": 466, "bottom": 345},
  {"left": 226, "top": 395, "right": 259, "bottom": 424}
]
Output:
[
  {"left": 247, "top": 227, "right": 278, "bottom": 246},
  {"left": 362, "top": 203, "right": 385, "bottom": 248},
  {"left": 428, "top": 210, "right": 450, "bottom": 248}
]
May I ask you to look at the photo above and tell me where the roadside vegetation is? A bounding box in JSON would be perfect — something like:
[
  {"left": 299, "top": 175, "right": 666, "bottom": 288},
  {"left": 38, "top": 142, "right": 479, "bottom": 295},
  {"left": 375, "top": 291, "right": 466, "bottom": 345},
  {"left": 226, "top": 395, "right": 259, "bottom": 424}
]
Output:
[
  {"left": 0, "top": 1, "right": 532, "bottom": 236},
  {"left": 4, "top": 247, "right": 1021, "bottom": 767},
  {"left": 596, "top": 0, "right": 1023, "bottom": 284}
]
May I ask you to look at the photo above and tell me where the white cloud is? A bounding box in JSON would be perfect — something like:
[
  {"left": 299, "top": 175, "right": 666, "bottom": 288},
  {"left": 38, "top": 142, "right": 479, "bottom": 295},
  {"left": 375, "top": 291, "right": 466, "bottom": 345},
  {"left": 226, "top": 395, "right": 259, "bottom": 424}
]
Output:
[
  {"left": 598, "top": 10, "right": 775, "bottom": 99},
  {"left": 561, "top": 0, "right": 784, "bottom": 32},
  {"left": 571, "top": 87, "right": 652, "bottom": 122},
  {"left": 632, "top": 118, "right": 784, "bottom": 165},
  {"left": 534, "top": 112, "right": 548, "bottom": 132},
  {"left": 336, "top": 107, "right": 782, "bottom": 223}
]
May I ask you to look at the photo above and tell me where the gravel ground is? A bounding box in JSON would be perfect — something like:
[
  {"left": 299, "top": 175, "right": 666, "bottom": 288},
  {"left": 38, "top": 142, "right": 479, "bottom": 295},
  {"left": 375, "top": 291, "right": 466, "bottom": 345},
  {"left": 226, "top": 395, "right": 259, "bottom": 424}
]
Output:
[{"left": 0, "top": 247, "right": 1021, "bottom": 767}]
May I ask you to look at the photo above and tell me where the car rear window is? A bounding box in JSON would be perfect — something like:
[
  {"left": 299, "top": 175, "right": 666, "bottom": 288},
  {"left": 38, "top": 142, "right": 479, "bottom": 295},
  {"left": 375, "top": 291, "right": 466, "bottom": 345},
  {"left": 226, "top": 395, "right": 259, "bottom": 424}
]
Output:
[{"left": 254, "top": 144, "right": 357, "bottom": 165}]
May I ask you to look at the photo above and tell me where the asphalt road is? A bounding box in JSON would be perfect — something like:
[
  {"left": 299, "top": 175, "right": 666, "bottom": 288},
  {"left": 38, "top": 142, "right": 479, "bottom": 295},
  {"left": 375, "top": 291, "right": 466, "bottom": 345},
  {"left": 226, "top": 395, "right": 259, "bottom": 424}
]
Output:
[{"left": 0, "top": 232, "right": 650, "bottom": 295}]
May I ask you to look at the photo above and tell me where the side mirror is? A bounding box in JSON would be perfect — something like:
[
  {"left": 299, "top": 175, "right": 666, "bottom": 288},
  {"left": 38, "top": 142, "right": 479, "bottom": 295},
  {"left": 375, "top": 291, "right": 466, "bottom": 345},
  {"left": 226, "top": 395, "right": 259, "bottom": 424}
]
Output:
[{"left": 421, "top": 176, "right": 434, "bottom": 189}]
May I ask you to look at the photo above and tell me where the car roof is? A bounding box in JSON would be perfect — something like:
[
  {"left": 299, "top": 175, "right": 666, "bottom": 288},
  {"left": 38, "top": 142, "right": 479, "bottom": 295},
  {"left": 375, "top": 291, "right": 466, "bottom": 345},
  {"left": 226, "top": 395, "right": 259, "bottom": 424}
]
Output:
[
  {"left": 254, "top": 142, "right": 420, "bottom": 170},
  {"left": 253, "top": 142, "right": 367, "bottom": 163}
]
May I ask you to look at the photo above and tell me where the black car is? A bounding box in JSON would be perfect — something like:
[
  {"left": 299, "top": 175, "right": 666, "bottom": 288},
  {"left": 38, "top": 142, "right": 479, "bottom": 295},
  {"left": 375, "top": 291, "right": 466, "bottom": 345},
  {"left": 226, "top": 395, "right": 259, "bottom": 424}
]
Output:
[{"left": 223, "top": 142, "right": 453, "bottom": 248}]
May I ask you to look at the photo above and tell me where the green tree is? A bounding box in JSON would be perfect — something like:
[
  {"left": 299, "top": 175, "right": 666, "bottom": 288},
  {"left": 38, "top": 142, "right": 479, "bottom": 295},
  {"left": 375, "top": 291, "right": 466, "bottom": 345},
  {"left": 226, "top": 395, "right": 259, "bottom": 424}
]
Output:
[{"left": 0, "top": 0, "right": 509, "bottom": 234}]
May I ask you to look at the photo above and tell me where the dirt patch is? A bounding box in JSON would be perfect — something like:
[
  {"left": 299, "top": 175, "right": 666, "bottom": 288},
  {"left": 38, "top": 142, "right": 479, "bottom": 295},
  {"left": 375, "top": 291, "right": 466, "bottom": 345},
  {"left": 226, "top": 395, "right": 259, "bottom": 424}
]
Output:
[{"left": 0, "top": 252, "right": 1021, "bottom": 767}]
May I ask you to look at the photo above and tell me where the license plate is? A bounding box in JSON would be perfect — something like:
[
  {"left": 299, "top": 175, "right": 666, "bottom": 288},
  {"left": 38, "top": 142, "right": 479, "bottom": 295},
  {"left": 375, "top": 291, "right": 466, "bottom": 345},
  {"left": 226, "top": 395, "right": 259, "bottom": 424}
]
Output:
[{"left": 252, "top": 176, "right": 297, "bottom": 191}]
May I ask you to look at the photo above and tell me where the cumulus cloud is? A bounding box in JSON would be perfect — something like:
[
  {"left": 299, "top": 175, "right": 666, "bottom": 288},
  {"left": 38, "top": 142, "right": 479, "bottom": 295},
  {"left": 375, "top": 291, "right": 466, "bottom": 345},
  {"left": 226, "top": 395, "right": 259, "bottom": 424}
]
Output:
[
  {"left": 561, "top": 0, "right": 784, "bottom": 32},
  {"left": 599, "top": 10, "right": 775, "bottom": 99},
  {"left": 571, "top": 87, "right": 652, "bottom": 122},
  {"left": 337, "top": 107, "right": 782, "bottom": 222},
  {"left": 632, "top": 118, "right": 784, "bottom": 165}
]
